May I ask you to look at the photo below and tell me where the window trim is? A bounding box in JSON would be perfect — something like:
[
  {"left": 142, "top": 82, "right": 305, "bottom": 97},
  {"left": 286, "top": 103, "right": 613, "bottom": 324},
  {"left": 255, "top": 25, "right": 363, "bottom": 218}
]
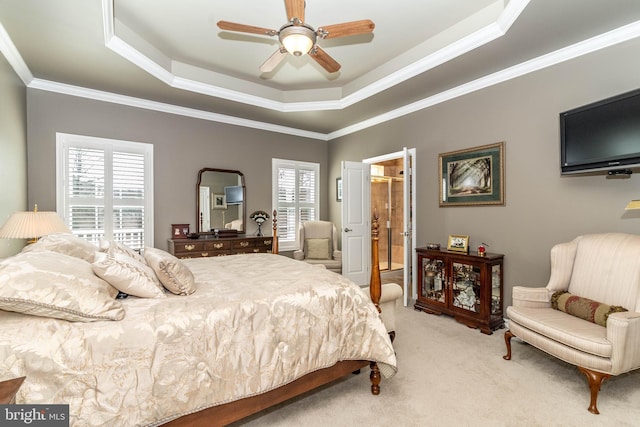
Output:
[
  {"left": 56, "top": 133, "right": 154, "bottom": 247},
  {"left": 272, "top": 158, "right": 320, "bottom": 252}
]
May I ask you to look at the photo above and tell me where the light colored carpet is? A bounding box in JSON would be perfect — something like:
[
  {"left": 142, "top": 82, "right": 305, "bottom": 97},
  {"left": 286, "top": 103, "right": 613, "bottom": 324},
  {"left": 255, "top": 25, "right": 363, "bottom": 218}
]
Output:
[{"left": 234, "top": 303, "right": 640, "bottom": 426}]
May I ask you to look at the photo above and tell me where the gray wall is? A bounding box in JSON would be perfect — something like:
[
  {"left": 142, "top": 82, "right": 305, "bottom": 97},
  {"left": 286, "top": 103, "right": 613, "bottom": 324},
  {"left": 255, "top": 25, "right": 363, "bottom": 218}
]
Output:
[
  {"left": 0, "top": 53, "right": 27, "bottom": 258},
  {"left": 16, "top": 36, "right": 640, "bottom": 307},
  {"left": 328, "top": 37, "right": 640, "bottom": 306},
  {"left": 26, "top": 91, "right": 328, "bottom": 250}
]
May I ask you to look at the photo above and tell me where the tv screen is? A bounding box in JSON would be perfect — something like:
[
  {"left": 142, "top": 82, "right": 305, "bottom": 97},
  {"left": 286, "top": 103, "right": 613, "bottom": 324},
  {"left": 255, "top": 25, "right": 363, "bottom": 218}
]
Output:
[
  {"left": 560, "top": 88, "right": 640, "bottom": 174},
  {"left": 224, "top": 185, "right": 243, "bottom": 205}
]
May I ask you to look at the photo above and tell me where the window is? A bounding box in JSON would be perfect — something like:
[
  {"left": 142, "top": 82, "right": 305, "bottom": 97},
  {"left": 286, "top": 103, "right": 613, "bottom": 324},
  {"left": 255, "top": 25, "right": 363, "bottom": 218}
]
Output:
[
  {"left": 56, "top": 133, "right": 153, "bottom": 250},
  {"left": 272, "top": 158, "right": 319, "bottom": 251}
]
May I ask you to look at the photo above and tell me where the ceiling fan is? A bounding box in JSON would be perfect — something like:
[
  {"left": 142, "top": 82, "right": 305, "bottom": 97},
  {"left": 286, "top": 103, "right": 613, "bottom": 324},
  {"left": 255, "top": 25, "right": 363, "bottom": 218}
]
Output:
[{"left": 217, "top": 0, "right": 375, "bottom": 74}]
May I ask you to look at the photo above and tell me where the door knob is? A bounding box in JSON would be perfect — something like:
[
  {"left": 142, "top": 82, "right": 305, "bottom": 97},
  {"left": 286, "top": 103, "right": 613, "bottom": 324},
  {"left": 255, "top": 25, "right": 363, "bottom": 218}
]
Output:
[{"left": 344, "top": 228, "right": 352, "bottom": 232}]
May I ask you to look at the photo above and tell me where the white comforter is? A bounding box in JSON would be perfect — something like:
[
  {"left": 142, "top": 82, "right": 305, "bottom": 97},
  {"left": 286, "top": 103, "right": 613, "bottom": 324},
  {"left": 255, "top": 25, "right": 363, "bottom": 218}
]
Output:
[{"left": 0, "top": 253, "right": 396, "bottom": 426}]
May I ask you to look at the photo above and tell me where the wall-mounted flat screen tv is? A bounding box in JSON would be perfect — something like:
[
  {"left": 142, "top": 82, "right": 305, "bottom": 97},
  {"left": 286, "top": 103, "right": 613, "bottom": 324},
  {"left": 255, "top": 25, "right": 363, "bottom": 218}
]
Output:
[
  {"left": 224, "top": 185, "right": 243, "bottom": 205},
  {"left": 560, "top": 88, "right": 640, "bottom": 174}
]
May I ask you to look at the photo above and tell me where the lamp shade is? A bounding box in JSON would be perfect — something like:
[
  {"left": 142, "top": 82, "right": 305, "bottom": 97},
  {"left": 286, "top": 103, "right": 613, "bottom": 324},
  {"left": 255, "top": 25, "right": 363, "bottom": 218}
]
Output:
[{"left": 0, "top": 209, "right": 70, "bottom": 239}]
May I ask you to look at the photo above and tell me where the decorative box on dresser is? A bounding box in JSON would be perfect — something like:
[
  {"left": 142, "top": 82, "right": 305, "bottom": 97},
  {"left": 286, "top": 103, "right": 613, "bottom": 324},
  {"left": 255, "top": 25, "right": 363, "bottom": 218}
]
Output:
[
  {"left": 168, "top": 235, "right": 273, "bottom": 258},
  {"left": 414, "top": 247, "right": 504, "bottom": 334}
]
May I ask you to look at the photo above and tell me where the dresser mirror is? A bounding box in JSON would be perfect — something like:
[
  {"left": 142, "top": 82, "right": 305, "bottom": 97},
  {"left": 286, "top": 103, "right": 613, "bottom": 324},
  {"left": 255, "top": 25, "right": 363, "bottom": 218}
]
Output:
[{"left": 196, "top": 168, "right": 246, "bottom": 234}]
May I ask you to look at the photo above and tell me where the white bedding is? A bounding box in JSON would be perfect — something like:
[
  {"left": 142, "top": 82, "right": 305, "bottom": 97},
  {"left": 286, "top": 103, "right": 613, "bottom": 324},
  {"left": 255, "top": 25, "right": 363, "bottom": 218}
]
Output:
[{"left": 0, "top": 253, "right": 396, "bottom": 426}]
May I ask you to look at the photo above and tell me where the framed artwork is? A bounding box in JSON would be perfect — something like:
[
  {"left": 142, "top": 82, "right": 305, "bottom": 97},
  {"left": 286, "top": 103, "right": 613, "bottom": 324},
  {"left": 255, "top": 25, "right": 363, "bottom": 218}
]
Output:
[
  {"left": 439, "top": 141, "right": 505, "bottom": 207},
  {"left": 447, "top": 234, "right": 469, "bottom": 253},
  {"left": 212, "top": 194, "right": 226, "bottom": 209},
  {"left": 336, "top": 178, "right": 343, "bottom": 202}
]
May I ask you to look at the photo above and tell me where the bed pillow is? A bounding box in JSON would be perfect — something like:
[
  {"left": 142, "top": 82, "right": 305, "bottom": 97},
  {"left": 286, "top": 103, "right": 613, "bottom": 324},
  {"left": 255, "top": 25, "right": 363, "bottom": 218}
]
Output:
[
  {"left": 21, "top": 233, "right": 98, "bottom": 262},
  {"left": 93, "top": 252, "right": 165, "bottom": 298},
  {"left": 551, "top": 290, "right": 627, "bottom": 327},
  {"left": 306, "top": 238, "right": 330, "bottom": 259},
  {"left": 99, "top": 239, "right": 147, "bottom": 265},
  {"left": 0, "top": 250, "right": 124, "bottom": 322},
  {"left": 143, "top": 247, "right": 196, "bottom": 295}
]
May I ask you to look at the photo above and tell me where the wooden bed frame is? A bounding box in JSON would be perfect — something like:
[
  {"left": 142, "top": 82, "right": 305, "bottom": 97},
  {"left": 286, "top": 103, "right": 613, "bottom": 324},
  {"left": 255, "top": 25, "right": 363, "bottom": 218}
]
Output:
[{"left": 164, "top": 211, "right": 385, "bottom": 426}]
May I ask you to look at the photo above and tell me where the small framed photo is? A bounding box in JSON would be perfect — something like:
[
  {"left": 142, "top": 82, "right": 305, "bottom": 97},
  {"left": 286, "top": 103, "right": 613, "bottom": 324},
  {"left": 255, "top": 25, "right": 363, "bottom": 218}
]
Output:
[
  {"left": 171, "top": 224, "right": 190, "bottom": 239},
  {"left": 447, "top": 234, "right": 469, "bottom": 253},
  {"left": 336, "top": 178, "right": 343, "bottom": 202},
  {"left": 212, "top": 194, "right": 226, "bottom": 209}
]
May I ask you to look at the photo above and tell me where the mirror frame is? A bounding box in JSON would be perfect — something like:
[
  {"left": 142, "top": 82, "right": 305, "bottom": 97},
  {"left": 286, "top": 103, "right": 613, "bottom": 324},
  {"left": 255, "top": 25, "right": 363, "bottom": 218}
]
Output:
[{"left": 196, "top": 168, "right": 246, "bottom": 235}]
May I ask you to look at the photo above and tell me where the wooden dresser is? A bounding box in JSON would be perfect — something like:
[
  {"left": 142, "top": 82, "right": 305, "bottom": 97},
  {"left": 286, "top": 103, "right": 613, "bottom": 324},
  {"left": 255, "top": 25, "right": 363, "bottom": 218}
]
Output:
[{"left": 168, "top": 235, "right": 273, "bottom": 258}]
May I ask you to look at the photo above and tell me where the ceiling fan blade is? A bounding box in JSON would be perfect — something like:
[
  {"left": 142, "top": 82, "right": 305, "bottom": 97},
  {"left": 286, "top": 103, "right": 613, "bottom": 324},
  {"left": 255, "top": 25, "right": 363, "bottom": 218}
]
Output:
[
  {"left": 260, "top": 49, "right": 288, "bottom": 73},
  {"left": 317, "top": 20, "right": 375, "bottom": 39},
  {"left": 309, "top": 46, "right": 341, "bottom": 73},
  {"left": 217, "top": 20, "right": 277, "bottom": 36},
  {"left": 285, "top": 0, "right": 305, "bottom": 23}
]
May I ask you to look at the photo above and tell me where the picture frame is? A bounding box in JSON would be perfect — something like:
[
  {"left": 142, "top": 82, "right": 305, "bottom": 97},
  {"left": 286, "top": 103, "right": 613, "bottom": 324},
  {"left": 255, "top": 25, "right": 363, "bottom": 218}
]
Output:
[
  {"left": 439, "top": 141, "right": 505, "bottom": 207},
  {"left": 171, "top": 223, "right": 190, "bottom": 239},
  {"left": 447, "top": 234, "right": 469, "bottom": 253},
  {"left": 212, "top": 194, "right": 226, "bottom": 209},
  {"left": 336, "top": 178, "right": 343, "bottom": 202}
]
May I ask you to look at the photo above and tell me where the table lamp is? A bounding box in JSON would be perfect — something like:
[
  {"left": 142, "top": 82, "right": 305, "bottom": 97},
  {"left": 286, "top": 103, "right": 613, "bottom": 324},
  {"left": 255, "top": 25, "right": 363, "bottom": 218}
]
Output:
[{"left": 0, "top": 205, "right": 70, "bottom": 243}]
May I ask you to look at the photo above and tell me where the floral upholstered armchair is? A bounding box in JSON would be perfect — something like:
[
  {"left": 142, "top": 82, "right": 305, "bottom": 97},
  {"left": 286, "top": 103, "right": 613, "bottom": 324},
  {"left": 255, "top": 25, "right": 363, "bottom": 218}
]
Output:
[{"left": 503, "top": 233, "right": 640, "bottom": 414}]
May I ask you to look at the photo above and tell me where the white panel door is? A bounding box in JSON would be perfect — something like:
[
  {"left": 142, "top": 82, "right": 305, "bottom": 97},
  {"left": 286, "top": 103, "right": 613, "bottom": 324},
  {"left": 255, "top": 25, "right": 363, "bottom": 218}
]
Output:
[{"left": 341, "top": 161, "right": 370, "bottom": 285}]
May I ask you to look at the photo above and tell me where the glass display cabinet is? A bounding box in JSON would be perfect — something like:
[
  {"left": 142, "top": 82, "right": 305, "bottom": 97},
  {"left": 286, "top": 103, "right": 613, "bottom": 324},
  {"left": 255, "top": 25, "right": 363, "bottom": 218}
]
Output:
[{"left": 415, "top": 247, "right": 504, "bottom": 334}]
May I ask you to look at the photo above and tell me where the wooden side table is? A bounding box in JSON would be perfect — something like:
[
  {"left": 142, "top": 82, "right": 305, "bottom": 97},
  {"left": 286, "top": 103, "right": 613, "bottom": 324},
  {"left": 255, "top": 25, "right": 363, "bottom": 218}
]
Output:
[{"left": 0, "top": 376, "right": 25, "bottom": 404}]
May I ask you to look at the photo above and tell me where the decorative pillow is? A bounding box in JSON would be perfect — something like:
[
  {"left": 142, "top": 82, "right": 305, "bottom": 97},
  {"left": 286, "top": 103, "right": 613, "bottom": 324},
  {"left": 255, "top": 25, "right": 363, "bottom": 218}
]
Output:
[
  {"left": 0, "top": 250, "right": 124, "bottom": 322},
  {"left": 143, "top": 247, "right": 197, "bottom": 295},
  {"left": 551, "top": 290, "right": 627, "bottom": 327},
  {"left": 306, "top": 238, "right": 330, "bottom": 259},
  {"left": 21, "top": 233, "right": 98, "bottom": 262},
  {"left": 92, "top": 252, "right": 165, "bottom": 298},
  {"left": 99, "top": 239, "right": 147, "bottom": 265}
]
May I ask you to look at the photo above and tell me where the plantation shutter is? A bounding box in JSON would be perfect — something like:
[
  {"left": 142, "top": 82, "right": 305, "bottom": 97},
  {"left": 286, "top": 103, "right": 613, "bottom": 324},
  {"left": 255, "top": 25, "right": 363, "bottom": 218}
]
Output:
[
  {"left": 57, "top": 134, "right": 153, "bottom": 250},
  {"left": 272, "top": 159, "right": 319, "bottom": 251}
]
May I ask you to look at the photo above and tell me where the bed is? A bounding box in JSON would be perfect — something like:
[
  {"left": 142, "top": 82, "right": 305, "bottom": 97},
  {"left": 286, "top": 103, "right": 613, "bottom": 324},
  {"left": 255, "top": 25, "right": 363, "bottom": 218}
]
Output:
[{"left": 0, "top": 214, "right": 396, "bottom": 426}]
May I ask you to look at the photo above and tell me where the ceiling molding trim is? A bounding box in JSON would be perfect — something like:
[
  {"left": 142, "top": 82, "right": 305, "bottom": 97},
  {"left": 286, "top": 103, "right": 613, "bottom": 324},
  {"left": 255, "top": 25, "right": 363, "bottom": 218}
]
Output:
[
  {"left": 27, "top": 78, "right": 328, "bottom": 141},
  {"left": 328, "top": 20, "right": 640, "bottom": 140},
  {"left": 340, "top": 0, "right": 529, "bottom": 108},
  {"left": 101, "top": 0, "right": 528, "bottom": 113},
  {"left": 0, "top": 21, "right": 32, "bottom": 86}
]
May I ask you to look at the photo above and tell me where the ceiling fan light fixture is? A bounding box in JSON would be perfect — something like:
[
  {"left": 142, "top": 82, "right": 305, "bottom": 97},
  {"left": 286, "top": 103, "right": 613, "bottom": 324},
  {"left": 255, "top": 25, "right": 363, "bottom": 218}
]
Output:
[{"left": 279, "top": 24, "right": 316, "bottom": 56}]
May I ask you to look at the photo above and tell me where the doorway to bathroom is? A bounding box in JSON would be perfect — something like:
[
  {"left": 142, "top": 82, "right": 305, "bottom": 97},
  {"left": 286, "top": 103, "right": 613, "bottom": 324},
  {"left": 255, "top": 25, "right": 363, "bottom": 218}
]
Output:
[
  {"left": 370, "top": 159, "right": 405, "bottom": 272},
  {"left": 363, "top": 147, "right": 416, "bottom": 307}
]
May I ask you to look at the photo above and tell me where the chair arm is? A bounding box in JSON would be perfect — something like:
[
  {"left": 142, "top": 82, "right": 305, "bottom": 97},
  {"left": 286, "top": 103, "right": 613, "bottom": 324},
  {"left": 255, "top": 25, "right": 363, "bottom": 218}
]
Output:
[
  {"left": 607, "top": 311, "right": 640, "bottom": 374},
  {"left": 511, "top": 286, "right": 552, "bottom": 308},
  {"left": 293, "top": 250, "right": 304, "bottom": 260},
  {"left": 333, "top": 250, "right": 342, "bottom": 262}
]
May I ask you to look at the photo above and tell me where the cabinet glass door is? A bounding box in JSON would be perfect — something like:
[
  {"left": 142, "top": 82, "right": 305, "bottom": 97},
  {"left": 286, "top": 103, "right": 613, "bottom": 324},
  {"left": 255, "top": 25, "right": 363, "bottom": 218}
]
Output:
[
  {"left": 491, "top": 264, "right": 501, "bottom": 315},
  {"left": 451, "top": 262, "right": 481, "bottom": 314},
  {"left": 421, "top": 257, "right": 446, "bottom": 304}
]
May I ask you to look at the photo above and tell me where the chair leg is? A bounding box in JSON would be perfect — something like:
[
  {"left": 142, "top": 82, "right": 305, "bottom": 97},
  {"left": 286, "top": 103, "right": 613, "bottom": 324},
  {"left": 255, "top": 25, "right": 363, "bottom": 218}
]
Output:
[
  {"left": 503, "top": 329, "right": 514, "bottom": 360},
  {"left": 577, "top": 366, "right": 611, "bottom": 414}
]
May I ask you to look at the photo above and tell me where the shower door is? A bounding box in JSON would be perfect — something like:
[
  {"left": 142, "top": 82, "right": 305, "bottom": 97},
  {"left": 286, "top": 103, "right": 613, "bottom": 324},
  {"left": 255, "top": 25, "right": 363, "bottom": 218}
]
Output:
[{"left": 371, "top": 174, "right": 404, "bottom": 272}]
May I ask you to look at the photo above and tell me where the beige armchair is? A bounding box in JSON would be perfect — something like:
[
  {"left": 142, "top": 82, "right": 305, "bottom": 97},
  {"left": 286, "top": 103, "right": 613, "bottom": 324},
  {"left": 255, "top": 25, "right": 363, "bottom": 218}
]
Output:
[
  {"left": 293, "top": 220, "right": 342, "bottom": 273},
  {"left": 504, "top": 233, "right": 640, "bottom": 414}
]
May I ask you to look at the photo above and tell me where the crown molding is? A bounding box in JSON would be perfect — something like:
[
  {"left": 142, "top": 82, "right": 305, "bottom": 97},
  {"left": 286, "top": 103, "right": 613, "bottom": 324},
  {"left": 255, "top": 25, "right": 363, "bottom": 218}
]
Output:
[
  {"left": 1, "top": 8, "right": 639, "bottom": 142},
  {"left": 101, "top": 0, "right": 529, "bottom": 112},
  {"left": 328, "top": 20, "right": 640, "bottom": 140}
]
